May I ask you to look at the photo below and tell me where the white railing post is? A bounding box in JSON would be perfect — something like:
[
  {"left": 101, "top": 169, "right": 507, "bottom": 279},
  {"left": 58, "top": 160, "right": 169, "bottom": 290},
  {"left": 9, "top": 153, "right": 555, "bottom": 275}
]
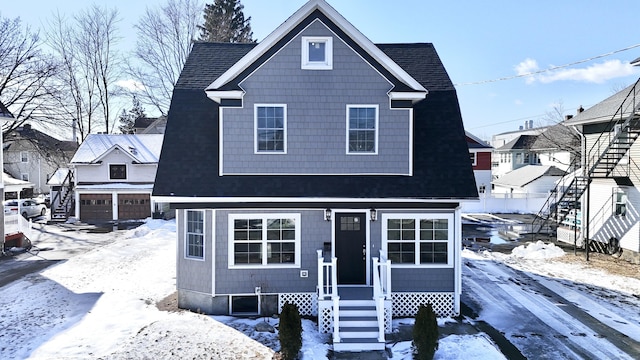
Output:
[
  {"left": 317, "top": 250, "right": 325, "bottom": 299},
  {"left": 330, "top": 257, "right": 338, "bottom": 297},
  {"left": 332, "top": 295, "right": 340, "bottom": 342}
]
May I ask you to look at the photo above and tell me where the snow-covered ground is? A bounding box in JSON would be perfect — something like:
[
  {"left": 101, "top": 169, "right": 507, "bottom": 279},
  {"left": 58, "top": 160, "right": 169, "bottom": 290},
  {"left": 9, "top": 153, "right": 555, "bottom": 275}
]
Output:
[{"left": 0, "top": 221, "right": 638, "bottom": 359}]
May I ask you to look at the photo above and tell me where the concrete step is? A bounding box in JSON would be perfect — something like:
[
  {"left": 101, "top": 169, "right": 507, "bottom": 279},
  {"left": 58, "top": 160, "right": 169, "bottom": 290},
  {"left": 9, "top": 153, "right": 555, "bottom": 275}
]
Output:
[{"left": 333, "top": 338, "right": 385, "bottom": 352}]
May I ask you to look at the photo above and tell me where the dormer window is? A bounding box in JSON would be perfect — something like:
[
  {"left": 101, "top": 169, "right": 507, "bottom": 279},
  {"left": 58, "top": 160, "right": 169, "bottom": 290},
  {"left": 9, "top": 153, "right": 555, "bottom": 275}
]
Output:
[{"left": 301, "top": 36, "right": 333, "bottom": 70}]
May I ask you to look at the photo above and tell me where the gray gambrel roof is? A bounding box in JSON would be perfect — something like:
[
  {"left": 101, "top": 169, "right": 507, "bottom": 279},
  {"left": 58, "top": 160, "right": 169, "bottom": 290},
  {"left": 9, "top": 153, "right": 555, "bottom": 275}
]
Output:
[
  {"left": 495, "top": 135, "right": 538, "bottom": 151},
  {"left": 154, "top": 1, "right": 477, "bottom": 201}
]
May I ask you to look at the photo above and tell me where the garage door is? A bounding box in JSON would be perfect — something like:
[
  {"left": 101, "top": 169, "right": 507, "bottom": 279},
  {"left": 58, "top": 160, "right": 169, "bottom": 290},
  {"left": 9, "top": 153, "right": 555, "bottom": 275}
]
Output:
[
  {"left": 118, "top": 194, "right": 151, "bottom": 220},
  {"left": 80, "top": 194, "right": 112, "bottom": 222}
]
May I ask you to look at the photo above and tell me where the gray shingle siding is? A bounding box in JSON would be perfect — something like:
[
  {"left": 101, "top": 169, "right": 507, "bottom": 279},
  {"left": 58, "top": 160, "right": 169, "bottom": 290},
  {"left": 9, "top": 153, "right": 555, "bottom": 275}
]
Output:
[
  {"left": 222, "top": 22, "right": 410, "bottom": 175},
  {"left": 176, "top": 209, "right": 213, "bottom": 294},
  {"left": 213, "top": 209, "right": 327, "bottom": 295}
]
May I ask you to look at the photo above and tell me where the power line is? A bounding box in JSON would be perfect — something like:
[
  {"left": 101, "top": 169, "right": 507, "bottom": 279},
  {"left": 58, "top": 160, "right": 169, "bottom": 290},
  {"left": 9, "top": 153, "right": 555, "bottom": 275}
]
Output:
[{"left": 454, "top": 43, "right": 640, "bottom": 86}]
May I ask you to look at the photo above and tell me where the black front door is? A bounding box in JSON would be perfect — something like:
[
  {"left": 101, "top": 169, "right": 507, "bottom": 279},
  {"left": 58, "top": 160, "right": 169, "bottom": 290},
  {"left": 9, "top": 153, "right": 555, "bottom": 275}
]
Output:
[{"left": 335, "top": 212, "right": 366, "bottom": 284}]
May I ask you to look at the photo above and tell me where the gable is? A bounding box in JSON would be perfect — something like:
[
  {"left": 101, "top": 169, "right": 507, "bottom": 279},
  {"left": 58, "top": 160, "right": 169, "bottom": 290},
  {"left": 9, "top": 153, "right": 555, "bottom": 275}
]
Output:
[{"left": 206, "top": 2, "right": 426, "bottom": 104}]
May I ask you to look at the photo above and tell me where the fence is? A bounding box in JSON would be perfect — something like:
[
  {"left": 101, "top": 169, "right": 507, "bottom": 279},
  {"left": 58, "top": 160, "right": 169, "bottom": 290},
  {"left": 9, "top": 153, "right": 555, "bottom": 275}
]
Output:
[
  {"left": 461, "top": 193, "right": 547, "bottom": 214},
  {"left": 4, "top": 214, "right": 32, "bottom": 238}
]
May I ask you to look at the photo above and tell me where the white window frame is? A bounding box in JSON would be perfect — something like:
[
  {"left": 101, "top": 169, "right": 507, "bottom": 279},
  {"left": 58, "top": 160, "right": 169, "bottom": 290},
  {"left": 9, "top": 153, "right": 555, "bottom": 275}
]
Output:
[
  {"left": 614, "top": 188, "right": 627, "bottom": 217},
  {"left": 185, "top": 209, "right": 205, "bottom": 260},
  {"left": 228, "top": 213, "right": 301, "bottom": 269},
  {"left": 20, "top": 151, "right": 28, "bottom": 163},
  {"left": 346, "top": 104, "right": 379, "bottom": 155},
  {"left": 382, "top": 213, "right": 454, "bottom": 268},
  {"left": 301, "top": 36, "right": 333, "bottom": 70},
  {"left": 254, "top": 104, "right": 287, "bottom": 154},
  {"left": 21, "top": 173, "right": 29, "bottom": 181}
]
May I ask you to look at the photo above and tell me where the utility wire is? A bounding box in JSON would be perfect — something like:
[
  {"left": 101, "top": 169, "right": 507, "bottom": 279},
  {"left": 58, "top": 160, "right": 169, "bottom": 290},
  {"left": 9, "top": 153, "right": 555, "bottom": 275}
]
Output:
[{"left": 454, "top": 43, "right": 640, "bottom": 86}]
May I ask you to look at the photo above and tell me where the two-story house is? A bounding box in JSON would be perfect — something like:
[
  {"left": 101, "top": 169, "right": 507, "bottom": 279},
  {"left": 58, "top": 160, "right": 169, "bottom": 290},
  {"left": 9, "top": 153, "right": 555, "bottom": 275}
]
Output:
[
  {"left": 153, "top": 0, "right": 477, "bottom": 352},
  {"left": 3, "top": 124, "right": 77, "bottom": 195},
  {"left": 557, "top": 77, "right": 640, "bottom": 263},
  {"left": 70, "top": 134, "right": 163, "bottom": 223}
]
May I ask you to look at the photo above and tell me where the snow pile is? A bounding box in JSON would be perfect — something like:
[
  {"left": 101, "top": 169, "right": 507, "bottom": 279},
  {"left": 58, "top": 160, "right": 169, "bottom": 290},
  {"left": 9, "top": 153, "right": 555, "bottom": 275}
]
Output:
[{"left": 511, "top": 241, "right": 565, "bottom": 259}]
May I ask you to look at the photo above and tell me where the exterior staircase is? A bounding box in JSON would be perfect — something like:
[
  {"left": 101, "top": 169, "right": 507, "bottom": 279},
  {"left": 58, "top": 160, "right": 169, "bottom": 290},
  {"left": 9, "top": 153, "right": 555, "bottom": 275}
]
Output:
[
  {"left": 50, "top": 170, "right": 75, "bottom": 222},
  {"left": 333, "top": 287, "right": 385, "bottom": 352},
  {"left": 533, "top": 78, "right": 640, "bottom": 237}
]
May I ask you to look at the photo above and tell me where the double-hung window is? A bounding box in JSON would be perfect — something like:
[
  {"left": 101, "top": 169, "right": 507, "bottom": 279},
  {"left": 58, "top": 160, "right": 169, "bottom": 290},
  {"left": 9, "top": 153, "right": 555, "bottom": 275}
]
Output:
[
  {"left": 383, "top": 214, "right": 453, "bottom": 267},
  {"left": 185, "top": 210, "right": 204, "bottom": 259},
  {"left": 347, "top": 105, "right": 378, "bottom": 154},
  {"left": 301, "top": 36, "right": 333, "bottom": 70},
  {"left": 229, "top": 214, "right": 300, "bottom": 268},
  {"left": 470, "top": 152, "right": 477, "bottom": 166},
  {"left": 21, "top": 151, "right": 28, "bottom": 163},
  {"left": 255, "top": 105, "right": 286, "bottom": 153},
  {"left": 614, "top": 188, "right": 627, "bottom": 216}
]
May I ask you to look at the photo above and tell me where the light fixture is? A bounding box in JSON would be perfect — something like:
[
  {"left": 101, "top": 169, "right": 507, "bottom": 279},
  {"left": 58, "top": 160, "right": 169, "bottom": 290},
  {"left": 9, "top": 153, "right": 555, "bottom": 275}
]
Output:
[
  {"left": 370, "top": 208, "right": 377, "bottom": 221},
  {"left": 324, "top": 208, "right": 332, "bottom": 221}
]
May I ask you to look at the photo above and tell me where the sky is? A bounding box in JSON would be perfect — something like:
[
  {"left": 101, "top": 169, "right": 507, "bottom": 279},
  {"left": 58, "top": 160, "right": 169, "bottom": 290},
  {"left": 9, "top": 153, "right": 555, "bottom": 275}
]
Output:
[
  {"left": 3, "top": 0, "right": 640, "bottom": 141},
  {"left": 1, "top": 218, "right": 638, "bottom": 358}
]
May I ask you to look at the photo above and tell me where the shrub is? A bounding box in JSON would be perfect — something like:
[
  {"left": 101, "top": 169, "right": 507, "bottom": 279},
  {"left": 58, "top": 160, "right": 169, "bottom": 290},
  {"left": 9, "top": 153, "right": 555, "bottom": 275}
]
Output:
[
  {"left": 279, "top": 302, "right": 302, "bottom": 360},
  {"left": 413, "top": 303, "right": 438, "bottom": 360}
]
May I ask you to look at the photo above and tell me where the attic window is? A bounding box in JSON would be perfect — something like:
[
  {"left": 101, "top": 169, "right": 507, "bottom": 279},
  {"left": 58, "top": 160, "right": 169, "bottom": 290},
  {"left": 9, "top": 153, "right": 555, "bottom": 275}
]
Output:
[
  {"left": 301, "top": 36, "right": 332, "bottom": 70},
  {"left": 109, "top": 164, "right": 127, "bottom": 180}
]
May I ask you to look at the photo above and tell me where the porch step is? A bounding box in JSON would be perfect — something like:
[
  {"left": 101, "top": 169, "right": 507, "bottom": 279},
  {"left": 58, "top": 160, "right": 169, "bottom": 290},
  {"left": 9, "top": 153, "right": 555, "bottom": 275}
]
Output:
[{"left": 334, "top": 298, "right": 385, "bottom": 352}]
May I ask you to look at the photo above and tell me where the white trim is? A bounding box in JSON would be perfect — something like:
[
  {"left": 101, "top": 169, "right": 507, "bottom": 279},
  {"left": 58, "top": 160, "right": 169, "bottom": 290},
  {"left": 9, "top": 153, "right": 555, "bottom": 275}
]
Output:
[
  {"left": 220, "top": 171, "right": 411, "bottom": 176},
  {"left": 454, "top": 207, "right": 461, "bottom": 314},
  {"left": 381, "top": 212, "right": 454, "bottom": 268},
  {"left": 228, "top": 213, "right": 301, "bottom": 269},
  {"left": 219, "top": 107, "right": 224, "bottom": 177},
  {"left": 205, "top": 0, "right": 426, "bottom": 93},
  {"left": 346, "top": 104, "right": 379, "bottom": 155},
  {"left": 206, "top": 90, "right": 244, "bottom": 103},
  {"left": 211, "top": 209, "right": 216, "bottom": 296},
  {"left": 470, "top": 152, "right": 477, "bottom": 166},
  {"left": 184, "top": 209, "right": 206, "bottom": 261},
  {"left": 254, "top": 104, "right": 288, "bottom": 154},
  {"left": 389, "top": 92, "right": 427, "bottom": 101},
  {"left": 331, "top": 209, "right": 371, "bottom": 285},
  {"left": 153, "top": 196, "right": 466, "bottom": 204},
  {"left": 301, "top": 36, "right": 333, "bottom": 70}
]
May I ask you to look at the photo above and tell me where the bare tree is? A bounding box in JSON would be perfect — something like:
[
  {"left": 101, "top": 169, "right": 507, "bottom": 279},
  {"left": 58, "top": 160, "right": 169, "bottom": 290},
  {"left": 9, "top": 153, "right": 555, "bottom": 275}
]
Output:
[
  {"left": 533, "top": 101, "right": 582, "bottom": 167},
  {"left": 126, "top": 0, "right": 203, "bottom": 115},
  {"left": 0, "top": 15, "right": 60, "bottom": 135},
  {"left": 47, "top": 6, "right": 121, "bottom": 141}
]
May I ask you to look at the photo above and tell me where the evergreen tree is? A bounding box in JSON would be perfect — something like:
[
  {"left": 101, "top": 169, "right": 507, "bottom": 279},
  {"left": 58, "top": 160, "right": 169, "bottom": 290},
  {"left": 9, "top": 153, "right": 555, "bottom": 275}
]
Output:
[
  {"left": 278, "top": 302, "right": 302, "bottom": 360},
  {"left": 198, "top": 0, "right": 255, "bottom": 43},
  {"left": 118, "top": 95, "right": 146, "bottom": 134},
  {"left": 413, "top": 303, "right": 439, "bottom": 360}
]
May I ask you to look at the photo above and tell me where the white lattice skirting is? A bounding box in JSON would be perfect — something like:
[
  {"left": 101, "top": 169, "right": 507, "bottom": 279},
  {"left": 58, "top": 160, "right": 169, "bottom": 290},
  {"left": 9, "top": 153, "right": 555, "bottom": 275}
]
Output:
[
  {"left": 392, "top": 292, "right": 455, "bottom": 317},
  {"left": 278, "top": 293, "right": 317, "bottom": 316}
]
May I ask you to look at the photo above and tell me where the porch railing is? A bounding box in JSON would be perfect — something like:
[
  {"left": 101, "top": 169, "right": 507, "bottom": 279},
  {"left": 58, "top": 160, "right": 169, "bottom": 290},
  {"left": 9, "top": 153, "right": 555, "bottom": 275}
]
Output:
[
  {"left": 372, "top": 249, "right": 392, "bottom": 342},
  {"left": 317, "top": 249, "right": 340, "bottom": 342}
]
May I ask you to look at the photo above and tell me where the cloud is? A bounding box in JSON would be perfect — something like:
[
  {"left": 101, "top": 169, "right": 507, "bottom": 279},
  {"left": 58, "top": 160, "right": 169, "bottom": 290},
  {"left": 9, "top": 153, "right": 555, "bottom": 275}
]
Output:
[
  {"left": 514, "top": 58, "right": 539, "bottom": 84},
  {"left": 514, "top": 99, "right": 523, "bottom": 105},
  {"left": 515, "top": 58, "right": 638, "bottom": 84},
  {"left": 116, "top": 79, "right": 146, "bottom": 92}
]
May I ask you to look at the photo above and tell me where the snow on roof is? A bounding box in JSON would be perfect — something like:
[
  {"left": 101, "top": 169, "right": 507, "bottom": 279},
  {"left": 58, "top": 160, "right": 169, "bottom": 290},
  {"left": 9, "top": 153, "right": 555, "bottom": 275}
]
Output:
[
  {"left": 492, "top": 165, "right": 565, "bottom": 188},
  {"left": 46, "top": 168, "right": 71, "bottom": 186},
  {"left": 71, "top": 134, "right": 164, "bottom": 164}
]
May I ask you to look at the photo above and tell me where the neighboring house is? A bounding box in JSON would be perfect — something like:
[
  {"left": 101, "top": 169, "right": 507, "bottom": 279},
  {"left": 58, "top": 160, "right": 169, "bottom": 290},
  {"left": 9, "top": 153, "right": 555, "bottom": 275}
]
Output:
[
  {"left": 530, "top": 123, "right": 581, "bottom": 172},
  {"left": 492, "top": 165, "right": 566, "bottom": 195},
  {"left": 133, "top": 116, "right": 167, "bottom": 134},
  {"left": 490, "top": 120, "right": 546, "bottom": 148},
  {"left": 70, "top": 134, "right": 164, "bottom": 223},
  {"left": 492, "top": 134, "right": 540, "bottom": 178},
  {"left": 153, "top": 0, "right": 477, "bottom": 352},
  {"left": 467, "top": 131, "right": 493, "bottom": 195},
  {"left": 551, "top": 77, "right": 640, "bottom": 263},
  {"left": 2, "top": 124, "right": 77, "bottom": 195}
]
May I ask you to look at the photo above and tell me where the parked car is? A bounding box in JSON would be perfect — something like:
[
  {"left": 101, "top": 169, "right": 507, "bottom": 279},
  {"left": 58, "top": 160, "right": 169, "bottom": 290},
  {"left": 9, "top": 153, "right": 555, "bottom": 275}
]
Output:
[{"left": 4, "top": 199, "right": 47, "bottom": 219}]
